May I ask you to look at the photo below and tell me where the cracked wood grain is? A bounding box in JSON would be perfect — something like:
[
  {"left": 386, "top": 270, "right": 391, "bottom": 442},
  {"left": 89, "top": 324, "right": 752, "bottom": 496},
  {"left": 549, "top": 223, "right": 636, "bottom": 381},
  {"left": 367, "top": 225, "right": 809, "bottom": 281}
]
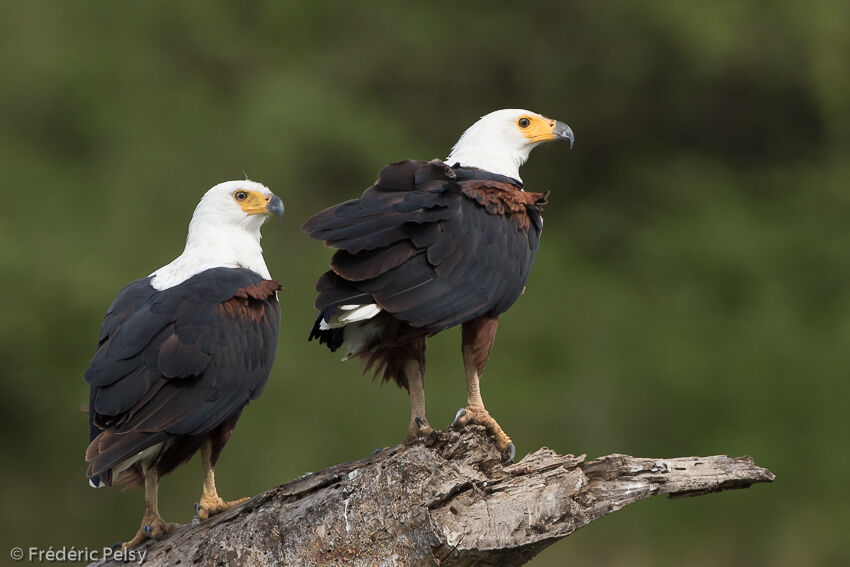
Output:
[{"left": 92, "top": 426, "right": 774, "bottom": 567}]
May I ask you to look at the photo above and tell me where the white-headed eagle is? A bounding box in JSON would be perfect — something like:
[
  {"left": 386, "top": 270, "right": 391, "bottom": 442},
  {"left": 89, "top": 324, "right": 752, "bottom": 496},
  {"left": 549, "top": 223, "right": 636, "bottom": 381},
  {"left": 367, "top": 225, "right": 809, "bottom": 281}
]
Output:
[
  {"left": 302, "top": 109, "right": 573, "bottom": 462},
  {"left": 85, "top": 181, "right": 283, "bottom": 549}
]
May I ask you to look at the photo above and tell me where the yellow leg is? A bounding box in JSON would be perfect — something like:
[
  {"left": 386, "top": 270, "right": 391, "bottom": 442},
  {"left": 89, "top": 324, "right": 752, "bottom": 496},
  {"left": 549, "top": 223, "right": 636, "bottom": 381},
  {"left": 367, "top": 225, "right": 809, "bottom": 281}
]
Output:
[
  {"left": 196, "top": 439, "right": 248, "bottom": 521},
  {"left": 453, "top": 355, "right": 514, "bottom": 455},
  {"left": 404, "top": 359, "right": 433, "bottom": 442},
  {"left": 122, "top": 462, "right": 180, "bottom": 550},
  {"left": 453, "top": 316, "right": 515, "bottom": 462}
]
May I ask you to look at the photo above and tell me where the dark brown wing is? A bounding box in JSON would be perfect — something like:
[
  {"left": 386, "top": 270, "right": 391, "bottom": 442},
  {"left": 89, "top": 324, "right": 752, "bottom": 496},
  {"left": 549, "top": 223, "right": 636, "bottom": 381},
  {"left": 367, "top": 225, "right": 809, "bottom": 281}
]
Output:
[
  {"left": 84, "top": 268, "right": 280, "bottom": 485},
  {"left": 302, "top": 160, "right": 545, "bottom": 337}
]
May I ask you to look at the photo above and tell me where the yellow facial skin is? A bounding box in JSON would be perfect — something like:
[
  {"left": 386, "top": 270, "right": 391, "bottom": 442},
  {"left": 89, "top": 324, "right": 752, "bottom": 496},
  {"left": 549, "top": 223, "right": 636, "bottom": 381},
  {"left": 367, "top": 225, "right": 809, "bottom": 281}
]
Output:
[
  {"left": 517, "top": 114, "right": 562, "bottom": 143},
  {"left": 233, "top": 189, "right": 272, "bottom": 215}
]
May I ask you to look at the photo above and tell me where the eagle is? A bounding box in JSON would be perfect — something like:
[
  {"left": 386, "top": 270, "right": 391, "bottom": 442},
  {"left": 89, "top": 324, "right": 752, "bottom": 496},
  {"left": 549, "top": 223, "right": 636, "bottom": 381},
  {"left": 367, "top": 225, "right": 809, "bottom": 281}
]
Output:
[
  {"left": 302, "top": 109, "right": 573, "bottom": 461},
  {"left": 84, "top": 180, "right": 283, "bottom": 550}
]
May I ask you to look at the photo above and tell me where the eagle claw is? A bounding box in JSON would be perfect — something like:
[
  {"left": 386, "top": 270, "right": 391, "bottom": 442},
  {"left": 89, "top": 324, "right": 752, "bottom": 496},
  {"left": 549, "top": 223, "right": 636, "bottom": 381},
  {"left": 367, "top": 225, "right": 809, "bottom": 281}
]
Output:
[
  {"left": 504, "top": 442, "right": 516, "bottom": 464},
  {"left": 452, "top": 408, "right": 466, "bottom": 424},
  {"left": 405, "top": 416, "right": 433, "bottom": 441},
  {"left": 197, "top": 495, "right": 250, "bottom": 520},
  {"left": 143, "top": 525, "right": 155, "bottom": 540},
  {"left": 452, "top": 404, "right": 514, "bottom": 460}
]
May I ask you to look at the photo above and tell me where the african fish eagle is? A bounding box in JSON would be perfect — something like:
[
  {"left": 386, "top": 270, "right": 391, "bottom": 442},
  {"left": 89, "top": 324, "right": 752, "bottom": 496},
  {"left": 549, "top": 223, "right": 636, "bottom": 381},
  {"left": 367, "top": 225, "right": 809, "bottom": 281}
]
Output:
[
  {"left": 302, "top": 109, "right": 573, "bottom": 461},
  {"left": 84, "top": 180, "right": 283, "bottom": 549}
]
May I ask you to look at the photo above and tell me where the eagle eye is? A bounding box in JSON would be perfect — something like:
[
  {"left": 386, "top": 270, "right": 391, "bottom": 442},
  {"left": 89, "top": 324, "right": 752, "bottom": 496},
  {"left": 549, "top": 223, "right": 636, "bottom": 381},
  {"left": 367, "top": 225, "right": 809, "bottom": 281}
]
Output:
[
  {"left": 234, "top": 190, "right": 248, "bottom": 201},
  {"left": 517, "top": 117, "right": 531, "bottom": 128}
]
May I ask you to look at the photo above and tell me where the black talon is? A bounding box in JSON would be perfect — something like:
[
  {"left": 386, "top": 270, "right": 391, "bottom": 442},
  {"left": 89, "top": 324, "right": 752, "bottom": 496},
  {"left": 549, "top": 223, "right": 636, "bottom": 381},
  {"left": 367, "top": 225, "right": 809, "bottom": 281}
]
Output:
[
  {"left": 369, "top": 447, "right": 383, "bottom": 457},
  {"left": 414, "top": 416, "right": 427, "bottom": 429},
  {"left": 143, "top": 525, "right": 155, "bottom": 540},
  {"left": 452, "top": 408, "right": 466, "bottom": 425},
  {"left": 191, "top": 502, "right": 202, "bottom": 525},
  {"left": 109, "top": 542, "right": 122, "bottom": 551},
  {"left": 503, "top": 442, "right": 516, "bottom": 465}
]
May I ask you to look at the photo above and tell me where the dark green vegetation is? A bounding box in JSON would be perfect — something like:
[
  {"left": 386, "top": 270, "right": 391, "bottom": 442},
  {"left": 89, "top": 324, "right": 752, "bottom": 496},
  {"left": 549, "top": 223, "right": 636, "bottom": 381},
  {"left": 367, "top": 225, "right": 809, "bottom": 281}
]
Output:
[{"left": 1, "top": 2, "right": 847, "bottom": 565}]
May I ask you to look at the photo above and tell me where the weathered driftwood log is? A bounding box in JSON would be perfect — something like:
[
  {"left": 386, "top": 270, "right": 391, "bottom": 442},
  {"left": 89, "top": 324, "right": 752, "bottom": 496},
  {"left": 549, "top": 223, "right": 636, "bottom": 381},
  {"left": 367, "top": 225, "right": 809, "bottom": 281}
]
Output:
[{"left": 96, "top": 426, "right": 774, "bottom": 566}]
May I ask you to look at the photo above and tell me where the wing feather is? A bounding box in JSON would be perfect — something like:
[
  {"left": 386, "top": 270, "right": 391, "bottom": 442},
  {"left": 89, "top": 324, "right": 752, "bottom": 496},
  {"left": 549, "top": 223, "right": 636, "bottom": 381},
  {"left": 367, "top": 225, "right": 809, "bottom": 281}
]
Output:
[
  {"left": 303, "top": 160, "right": 544, "bottom": 334},
  {"left": 85, "top": 268, "right": 281, "bottom": 478}
]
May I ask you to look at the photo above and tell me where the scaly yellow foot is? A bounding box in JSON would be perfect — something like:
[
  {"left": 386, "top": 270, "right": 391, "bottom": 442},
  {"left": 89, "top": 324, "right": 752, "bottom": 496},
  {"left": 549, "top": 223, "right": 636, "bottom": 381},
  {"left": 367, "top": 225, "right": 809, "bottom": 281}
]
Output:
[
  {"left": 453, "top": 405, "right": 516, "bottom": 463},
  {"left": 121, "top": 512, "right": 180, "bottom": 550},
  {"left": 196, "top": 494, "right": 249, "bottom": 520},
  {"left": 404, "top": 416, "right": 433, "bottom": 443}
]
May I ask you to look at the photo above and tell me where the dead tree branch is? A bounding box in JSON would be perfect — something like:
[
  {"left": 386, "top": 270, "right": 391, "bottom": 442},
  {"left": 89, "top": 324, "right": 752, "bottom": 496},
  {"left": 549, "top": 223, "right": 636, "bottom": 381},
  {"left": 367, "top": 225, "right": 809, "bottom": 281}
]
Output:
[{"left": 95, "top": 426, "right": 774, "bottom": 566}]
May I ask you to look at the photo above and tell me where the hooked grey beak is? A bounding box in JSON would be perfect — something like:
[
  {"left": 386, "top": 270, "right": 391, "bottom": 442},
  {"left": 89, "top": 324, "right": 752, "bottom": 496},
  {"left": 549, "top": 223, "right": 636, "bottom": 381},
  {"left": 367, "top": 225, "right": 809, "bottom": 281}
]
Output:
[
  {"left": 554, "top": 121, "right": 574, "bottom": 149},
  {"left": 266, "top": 194, "right": 284, "bottom": 218}
]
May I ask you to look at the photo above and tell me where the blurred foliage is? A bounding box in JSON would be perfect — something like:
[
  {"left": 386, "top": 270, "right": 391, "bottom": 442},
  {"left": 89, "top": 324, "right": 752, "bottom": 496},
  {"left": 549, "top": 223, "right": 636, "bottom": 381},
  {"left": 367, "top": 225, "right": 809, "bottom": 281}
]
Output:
[{"left": 1, "top": 1, "right": 848, "bottom": 565}]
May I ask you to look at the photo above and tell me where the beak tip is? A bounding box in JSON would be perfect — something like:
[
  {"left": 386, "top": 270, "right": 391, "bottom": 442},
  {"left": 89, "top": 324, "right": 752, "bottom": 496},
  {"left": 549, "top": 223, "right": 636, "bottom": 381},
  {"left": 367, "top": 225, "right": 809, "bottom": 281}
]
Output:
[
  {"left": 553, "top": 120, "right": 574, "bottom": 149},
  {"left": 267, "top": 195, "right": 285, "bottom": 218}
]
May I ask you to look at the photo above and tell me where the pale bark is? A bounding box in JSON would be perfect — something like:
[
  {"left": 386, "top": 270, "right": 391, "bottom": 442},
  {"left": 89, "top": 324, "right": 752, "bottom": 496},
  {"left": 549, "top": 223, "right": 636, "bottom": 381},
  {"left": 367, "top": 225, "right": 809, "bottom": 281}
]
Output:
[{"left": 95, "top": 426, "right": 774, "bottom": 566}]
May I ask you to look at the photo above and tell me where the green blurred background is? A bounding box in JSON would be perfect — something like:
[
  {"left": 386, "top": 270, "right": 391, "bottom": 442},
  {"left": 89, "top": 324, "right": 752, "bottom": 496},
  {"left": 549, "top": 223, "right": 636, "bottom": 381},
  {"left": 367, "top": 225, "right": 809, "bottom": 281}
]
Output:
[{"left": 1, "top": 1, "right": 848, "bottom": 565}]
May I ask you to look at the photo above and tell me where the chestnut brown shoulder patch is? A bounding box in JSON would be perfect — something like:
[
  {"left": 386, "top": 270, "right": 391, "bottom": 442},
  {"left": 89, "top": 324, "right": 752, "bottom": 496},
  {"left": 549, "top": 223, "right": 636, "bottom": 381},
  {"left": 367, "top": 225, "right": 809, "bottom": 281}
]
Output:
[
  {"left": 234, "top": 279, "right": 282, "bottom": 300},
  {"left": 219, "top": 279, "right": 281, "bottom": 321},
  {"left": 461, "top": 180, "right": 548, "bottom": 231}
]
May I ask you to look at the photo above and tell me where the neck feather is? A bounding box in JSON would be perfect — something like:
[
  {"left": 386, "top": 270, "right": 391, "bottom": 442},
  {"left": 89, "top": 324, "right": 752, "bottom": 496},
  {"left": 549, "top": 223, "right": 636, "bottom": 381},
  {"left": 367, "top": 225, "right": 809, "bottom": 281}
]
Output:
[
  {"left": 150, "top": 221, "right": 269, "bottom": 290},
  {"left": 445, "top": 139, "right": 532, "bottom": 182}
]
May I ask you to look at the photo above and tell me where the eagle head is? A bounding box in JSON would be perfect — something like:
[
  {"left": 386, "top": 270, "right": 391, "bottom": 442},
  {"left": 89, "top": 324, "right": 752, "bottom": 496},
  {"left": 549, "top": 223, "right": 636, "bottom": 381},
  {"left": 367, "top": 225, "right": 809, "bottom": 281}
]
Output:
[
  {"left": 191, "top": 180, "right": 284, "bottom": 232},
  {"left": 445, "top": 109, "right": 573, "bottom": 182}
]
